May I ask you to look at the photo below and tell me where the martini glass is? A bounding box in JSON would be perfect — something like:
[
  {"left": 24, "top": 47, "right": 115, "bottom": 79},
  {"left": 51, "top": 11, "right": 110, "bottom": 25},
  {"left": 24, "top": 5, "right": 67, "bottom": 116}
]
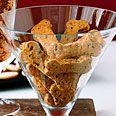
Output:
[{"left": 0, "top": 5, "right": 116, "bottom": 116}]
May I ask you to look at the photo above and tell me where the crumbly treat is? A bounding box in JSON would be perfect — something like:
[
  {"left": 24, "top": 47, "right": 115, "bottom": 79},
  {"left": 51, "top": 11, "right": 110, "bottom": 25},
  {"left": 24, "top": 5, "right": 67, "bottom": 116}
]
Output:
[
  {"left": 27, "top": 63, "right": 54, "bottom": 91},
  {"left": 50, "top": 83, "right": 75, "bottom": 107},
  {"left": 60, "top": 26, "right": 79, "bottom": 44},
  {"left": 66, "top": 19, "right": 90, "bottom": 32},
  {"left": 47, "top": 32, "right": 102, "bottom": 59},
  {"left": 28, "top": 64, "right": 49, "bottom": 97},
  {"left": 60, "top": 19, "right": 90, "bottom": 44},
  {"left": 89, "top": 29, "right": 105, "bottom": 47},
  {"left": 20, "top": 41, "right": 47, "bottom": 75},
  {"left": 32, "top": 76, "right": 48, "bottom": 97},
  {"left": 44, "top": 93, "right": 55, "bottom": 106},
  {"left": 31, "top": 19, "right": 52, "bottom": 30},
  {"left": 26, "top": 63, "right": 42, "bottom": 78},
  {"left": 48, "top": 73, "right": 80, "bottom": 90},
  {"left": 0, "top": 30, "right": 10, "bottom": 61},
  {"left": 19, "top": 19, "right": 105, "bottom": 107},
  {"left": 19, "top": 41, "right": 44, "bottom": 66},
  {"left": 44, "top": 55, "right": 92, "bottom": 76},
  {"left": 0, "top": 0, "right": 15, "bottom": 62},
  {"left": 31, "top": 19, "right": 58, "bottom": 53}
]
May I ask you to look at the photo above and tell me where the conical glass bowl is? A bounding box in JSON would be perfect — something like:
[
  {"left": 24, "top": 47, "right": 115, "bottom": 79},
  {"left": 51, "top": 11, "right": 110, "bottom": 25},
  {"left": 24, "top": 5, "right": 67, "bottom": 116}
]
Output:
[{"left": 0, "top": 5, "right": 116, "bottom": 116}]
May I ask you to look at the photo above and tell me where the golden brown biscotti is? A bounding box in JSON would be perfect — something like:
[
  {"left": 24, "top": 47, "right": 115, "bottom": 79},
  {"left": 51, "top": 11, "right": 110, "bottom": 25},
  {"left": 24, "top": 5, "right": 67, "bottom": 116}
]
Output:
[
  {"left": 44, "top": 55, "right": 92, "bottom": 76},
  {"left": 89, "top": 29, "right": 105, "bottom": 47},
  {"left": 60, "top": 19, "right": 90, "bottom": 44},
  {"left": 31, "top": 19, "right": 52, "bottom": 30},
  {"left": 0, "top": 0, "right": 15, "bottom": 61},
  {"left": 60, "top": 26, "right": 79, "bottom": 44},
  {"left": 26, "top": 63, "right": 54, "bottom": 91},
  {"left": 50, "top": 83, "right": 75, "bottom": 107},
  {"left": 48, "top": 73, "right": 80, "bottom": 90},
  {"left": 30, "top": 68, "right": 48, "bottom": 98},
  {"left": 31, "top": 19, "right": 58, "bottom": 52},
  {"left": 47, "top": 32, "right": 102, "bottom": 59},
  {"left": 28, "top": 64, "right": 50, "bottom": 98},
  {"left": 66, "top": 19, "right": 90, "bottom": 32},
  {"left": 44, "top": 93, "right": 55, "bottom": 106},
  {"left": 19, "top": 41, "right": 44, "bottom": 68},
  {"left": 32, "top": 76, "right": 48, "bottom": 98}
]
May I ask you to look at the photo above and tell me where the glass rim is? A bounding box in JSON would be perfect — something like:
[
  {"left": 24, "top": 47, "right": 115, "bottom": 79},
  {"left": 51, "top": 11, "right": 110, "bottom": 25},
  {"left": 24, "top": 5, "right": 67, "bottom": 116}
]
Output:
[{"left": 0, "top": 5, "right": 116, "bottom": 36}]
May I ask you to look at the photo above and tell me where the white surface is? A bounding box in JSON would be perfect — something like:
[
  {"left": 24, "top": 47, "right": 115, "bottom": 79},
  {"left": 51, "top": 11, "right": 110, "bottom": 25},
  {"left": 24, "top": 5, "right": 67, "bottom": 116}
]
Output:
[{"left": 0, "top": 41, "right": 116, "bottom": 116}]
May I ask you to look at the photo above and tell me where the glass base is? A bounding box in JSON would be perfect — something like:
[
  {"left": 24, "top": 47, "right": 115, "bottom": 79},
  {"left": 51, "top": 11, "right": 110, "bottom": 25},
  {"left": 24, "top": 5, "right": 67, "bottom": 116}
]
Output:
[
  {"left": 0, "top": 99, "right": 20, "bottom": 116},
  {"left": 43, "top": 102, "right": 74, "bottom": 116}
]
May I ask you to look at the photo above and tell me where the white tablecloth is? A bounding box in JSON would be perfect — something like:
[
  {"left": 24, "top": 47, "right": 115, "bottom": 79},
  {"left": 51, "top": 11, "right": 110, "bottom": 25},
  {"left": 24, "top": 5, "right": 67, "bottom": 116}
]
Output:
[{"left": 0, "top": 41, "right": 116, "bottom": 116}]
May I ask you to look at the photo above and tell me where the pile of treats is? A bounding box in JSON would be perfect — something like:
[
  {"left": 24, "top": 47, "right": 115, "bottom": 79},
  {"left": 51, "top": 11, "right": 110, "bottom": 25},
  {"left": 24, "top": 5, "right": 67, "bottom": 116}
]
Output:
[
  {"left": 0, "top": 0, "right": 14, "bottom": 61},
  {"left": 20, "top": 19, "right": 105, "bottom": 107}
]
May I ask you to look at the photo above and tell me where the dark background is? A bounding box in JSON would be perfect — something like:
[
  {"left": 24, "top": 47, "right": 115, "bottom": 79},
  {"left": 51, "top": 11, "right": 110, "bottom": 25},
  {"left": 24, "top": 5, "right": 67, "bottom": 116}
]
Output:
[
  {"left": 17, "top": 0, "right": 116, "bottom": 11},
  {"left": 17, "top": 0, "right": 116, "bottom": 40}
]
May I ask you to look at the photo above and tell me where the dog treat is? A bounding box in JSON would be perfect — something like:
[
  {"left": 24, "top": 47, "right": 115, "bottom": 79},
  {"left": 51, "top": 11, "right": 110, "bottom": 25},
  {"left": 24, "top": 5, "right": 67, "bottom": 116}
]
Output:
[
  {"left": 50, "top": 83, "right": 75, "bottom": 107},
  {"left": 44, "top": 55, "right": 92, "bottom": 76},
  {"left": 44, "top": 93, "right": 55, "bottom": 106},
  {"left": 47, "top": 32, "right": 102, "bottom": 59}
]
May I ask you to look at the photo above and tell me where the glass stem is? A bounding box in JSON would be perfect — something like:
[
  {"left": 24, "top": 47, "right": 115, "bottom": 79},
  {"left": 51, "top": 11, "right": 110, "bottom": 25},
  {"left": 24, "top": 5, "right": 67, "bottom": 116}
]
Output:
[{"left": 43, "top": 105, "right": 73, "bottom": 116}]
